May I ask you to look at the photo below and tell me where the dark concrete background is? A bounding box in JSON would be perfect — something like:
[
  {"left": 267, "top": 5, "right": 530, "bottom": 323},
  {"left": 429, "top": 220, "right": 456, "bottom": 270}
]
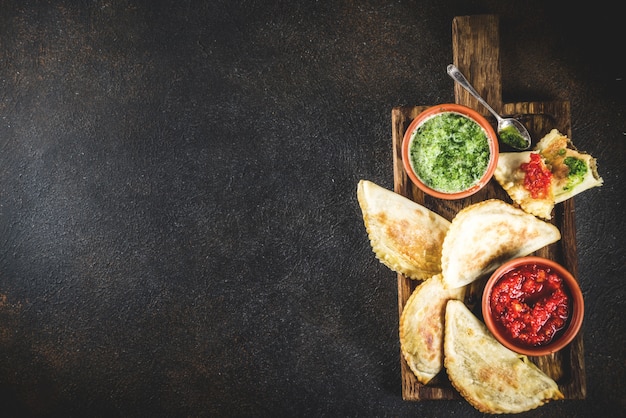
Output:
[{"left": 0, "top": 1, "right": 623, "bottom": 417}]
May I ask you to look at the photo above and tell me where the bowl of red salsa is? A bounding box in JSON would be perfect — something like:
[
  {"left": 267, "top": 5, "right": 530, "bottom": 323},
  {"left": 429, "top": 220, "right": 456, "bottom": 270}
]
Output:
[{"left": 482, "top": 256, "right": 584, "bottom": 356}]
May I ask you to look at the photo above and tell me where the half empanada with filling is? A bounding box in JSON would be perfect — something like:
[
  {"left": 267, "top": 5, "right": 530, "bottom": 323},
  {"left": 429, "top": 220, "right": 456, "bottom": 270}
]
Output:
[
  {"left": 494, "top": 129, "right": 603, "bottom": 219},
  {"left": 494, "top": 151, "right": 554, "bottom": 220},
  {"left": 357, "top": 180, "right": 450, "bottom": 280},
  {"left": 535, "top": 129, "right": 603, "bottom": 203},
  {"left": 400, "top": 274, "right": 466, "bottom": 384},
  {"left": 441, "top": 199, "right": 561, "bottom": 289},
  {"left": 444, "top": 299, "right": 564, "bottom": 414}
]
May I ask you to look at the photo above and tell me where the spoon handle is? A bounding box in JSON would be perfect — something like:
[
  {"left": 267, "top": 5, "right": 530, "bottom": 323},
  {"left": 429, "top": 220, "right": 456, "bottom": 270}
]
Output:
[{"left": 446, "top": 64, "right": 501, "bottom": 121}]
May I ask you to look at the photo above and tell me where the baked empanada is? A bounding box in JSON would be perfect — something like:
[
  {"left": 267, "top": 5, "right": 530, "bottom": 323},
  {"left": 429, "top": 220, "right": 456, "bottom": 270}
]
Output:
[
  {"left": 494, "top": 129, "right": 603, "bottom": 219},
  {"left": 400, "top": 274, "right": 466, "bottom": 384},
  {"left": 535, "top": 129, "right": 603, "bottom": 203},
  {"left": 357, "top": 180, "right": 450, "bottom": 280},
  {"left": 494, "top": 151, "right": 554, "bottom": 220},
  {"left": 444, "top": 300, "right": 564, "bottom": 414},
  {"left": 441, "top": 199, "right": 561, "bottom": 289}
]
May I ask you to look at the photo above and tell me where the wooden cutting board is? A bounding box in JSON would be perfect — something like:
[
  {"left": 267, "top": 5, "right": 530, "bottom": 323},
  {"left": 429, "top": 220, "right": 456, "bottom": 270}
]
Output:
[{"left": 392, "top": 14, "right": 586, "bottom": 401}]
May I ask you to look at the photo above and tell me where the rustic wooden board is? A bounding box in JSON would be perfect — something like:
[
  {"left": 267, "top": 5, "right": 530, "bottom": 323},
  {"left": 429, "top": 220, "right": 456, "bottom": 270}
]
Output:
[{"left": 392, "top": 15, "right": 586, "bottom": 401}]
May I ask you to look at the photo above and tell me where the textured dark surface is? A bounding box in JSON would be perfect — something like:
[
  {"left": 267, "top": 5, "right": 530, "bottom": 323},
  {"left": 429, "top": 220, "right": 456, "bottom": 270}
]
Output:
[{"left": 0, "top": 1, "right": 623, "bottom": 417}]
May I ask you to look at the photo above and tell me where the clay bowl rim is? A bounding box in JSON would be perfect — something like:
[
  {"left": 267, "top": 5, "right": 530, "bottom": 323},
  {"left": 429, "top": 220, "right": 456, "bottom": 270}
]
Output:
[
  {"left": 481, "top": 256, "right": 585, "bottom": 357},
  {"left": 401, "top": 103, "right": 499, "bottom": 200}
]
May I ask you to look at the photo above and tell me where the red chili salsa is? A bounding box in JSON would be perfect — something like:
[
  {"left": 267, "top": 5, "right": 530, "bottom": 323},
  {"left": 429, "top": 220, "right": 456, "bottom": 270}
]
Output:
[
  {"left": 520, "top": 152, "right": 552, "bottom": 199},
  {"left": 489, "top": 263, "right": 570, "bottom": 347}
]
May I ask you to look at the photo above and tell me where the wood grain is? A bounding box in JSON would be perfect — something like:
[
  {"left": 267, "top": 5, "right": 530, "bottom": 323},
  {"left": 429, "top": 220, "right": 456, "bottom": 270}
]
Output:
[{"left": 393, "top": 15, "right": 586, "bottom": 401}]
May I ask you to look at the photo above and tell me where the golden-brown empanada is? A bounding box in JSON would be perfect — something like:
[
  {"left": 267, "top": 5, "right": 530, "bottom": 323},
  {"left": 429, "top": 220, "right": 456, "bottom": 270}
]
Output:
[
  {"left": 494, "top": 129, "right": 603, "bottom": 219},
  {"left": 494, "top": 151, "right": 554, "bottom": 220},
  {"left": 357, "top": 180, "right": 450, "bottom": 280},
  {"left": 535, "top": 129, "right": 603, "bottom": 203},
  {"left": 400, "top": 274, "right": 466, "bottom": 384},
  {"left": 444, "top": 300, "right": 564, "bottom": 414},
  {"left": 441, "top": 199, "right": 560, "bottom": 289}
]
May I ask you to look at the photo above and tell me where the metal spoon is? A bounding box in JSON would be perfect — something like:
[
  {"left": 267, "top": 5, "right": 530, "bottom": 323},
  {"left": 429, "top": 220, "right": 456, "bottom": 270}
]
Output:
[{"left": 446, "top": 64, "right": 531, "bottom": 150}]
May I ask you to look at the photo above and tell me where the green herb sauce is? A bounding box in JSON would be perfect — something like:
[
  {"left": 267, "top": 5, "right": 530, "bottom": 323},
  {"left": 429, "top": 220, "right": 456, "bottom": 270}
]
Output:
[
  {"left": 499, "top": 125, "right": 528, "bottom": 149},
  {"left": 563, "top": 156, "right": 587, "bottom": 191},
  {"left": 409, "top": 112, "right": 490, "bottom": 193}
]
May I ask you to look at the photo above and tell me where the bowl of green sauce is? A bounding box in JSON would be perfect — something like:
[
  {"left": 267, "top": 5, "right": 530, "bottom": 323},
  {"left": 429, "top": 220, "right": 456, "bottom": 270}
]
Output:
[{"left": 402, "top": 104, "right": 499, "bottom": 200}]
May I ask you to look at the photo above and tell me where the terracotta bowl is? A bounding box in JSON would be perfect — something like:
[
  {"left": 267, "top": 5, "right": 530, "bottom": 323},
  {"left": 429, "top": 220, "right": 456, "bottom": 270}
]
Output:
[
  {"left": 401, "top": 104, "right": 498, "bottom": 200},
  {"left": 482, "top": 256, "right": 584, "bottom": 356}
]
